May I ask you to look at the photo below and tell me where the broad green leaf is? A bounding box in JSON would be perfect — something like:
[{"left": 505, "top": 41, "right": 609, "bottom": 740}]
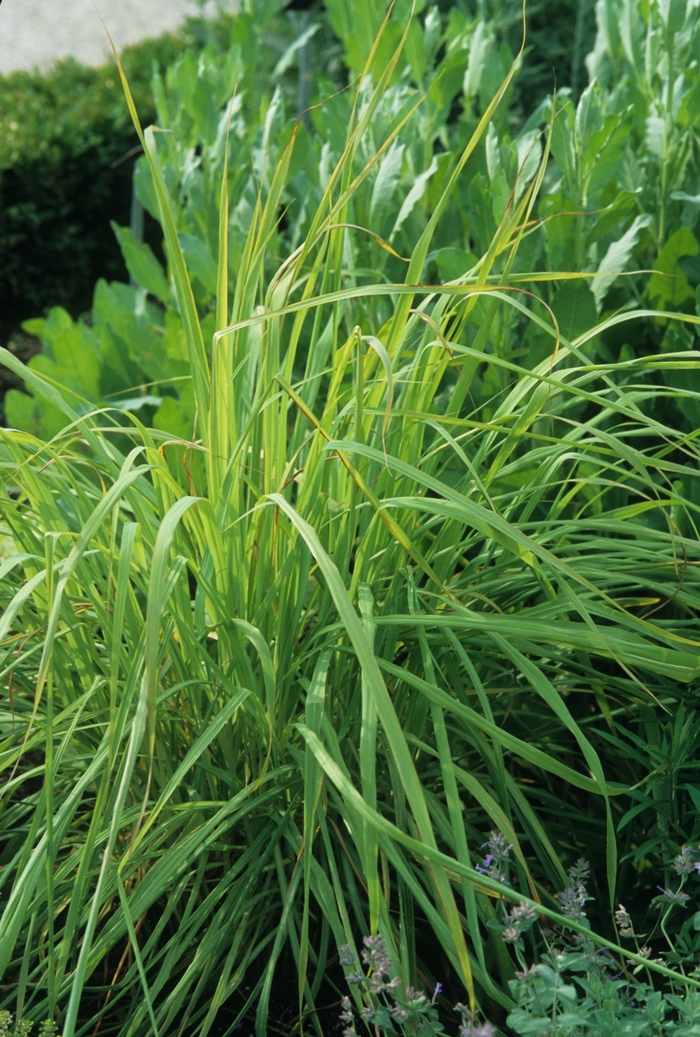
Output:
[
  {"left": 551, "top": 280, "right": 598, "bottom": 342},
  {"left": 111, "top": 222, "right": 171, "bottom": 304},
  {"left": 178, "top": 233, "right": 218, "bottom": 297},
  {"left": 648, "top": 227, "right": 700, "bottom": 311},
  {"left": 369, "top": 139, "right": 405, "bottom": 232},
  {"left": 390, "top": 154, "right": 439, "bottom": 241},
  {"left": 593, "top": 213, "right": 652, "bottom": 312}
]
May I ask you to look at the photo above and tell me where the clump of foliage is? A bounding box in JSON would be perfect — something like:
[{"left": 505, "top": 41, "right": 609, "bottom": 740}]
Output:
[{"left": 1, "top": 2, "right": 700, "bottom": 1037}]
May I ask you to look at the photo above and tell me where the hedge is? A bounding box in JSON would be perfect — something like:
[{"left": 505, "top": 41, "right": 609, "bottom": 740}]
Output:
[{"left": 0, "top": 14, "right": 237, "bottom": 347}]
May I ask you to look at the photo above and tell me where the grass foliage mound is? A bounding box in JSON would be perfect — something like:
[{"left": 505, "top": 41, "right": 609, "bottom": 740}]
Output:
[{"left": 1, "top": 3, "right": 700, "bottom": 1037}]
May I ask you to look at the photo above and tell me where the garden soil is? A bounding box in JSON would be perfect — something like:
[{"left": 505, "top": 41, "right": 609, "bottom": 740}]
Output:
[{"left": 0, "top": 0, "right": 236, "bottom": 75}]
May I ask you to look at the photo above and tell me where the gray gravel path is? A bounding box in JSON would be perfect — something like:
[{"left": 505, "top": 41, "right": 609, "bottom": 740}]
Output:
[{"left": 0, "top": 0, "right": 235, "bottom": 76}]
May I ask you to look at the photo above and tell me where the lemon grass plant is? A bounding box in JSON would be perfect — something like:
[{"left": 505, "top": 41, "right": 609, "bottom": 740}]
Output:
[{"left": 1, "top": 11, "right": 700, "bottom": 1037}]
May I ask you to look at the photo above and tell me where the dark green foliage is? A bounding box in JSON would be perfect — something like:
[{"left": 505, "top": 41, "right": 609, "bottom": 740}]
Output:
[
  {"left": 0, "top": 63, "right": 132, "bottom": 334},
  {"left": 489, "top": 0, "right": 597, "bottom": 102},
  {"left": 0, "top": 15, "right": 239, "bottom": 347}
]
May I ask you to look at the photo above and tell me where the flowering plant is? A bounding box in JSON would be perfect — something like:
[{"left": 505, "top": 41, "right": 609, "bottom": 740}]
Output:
[
  {"left": 499, "top": 837, "right": 700, "bottom": 1035},
  {"left": 338, "top": 935, "right": 496, "bottom": 1037},
  {"left": 340, "top": 838, "right": 700, "bottom": 1037}
]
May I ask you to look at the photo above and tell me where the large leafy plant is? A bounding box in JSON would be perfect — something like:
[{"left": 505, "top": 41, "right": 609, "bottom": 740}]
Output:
[{"left": 524, "top": 0, "right": 700, "bottom": 378}]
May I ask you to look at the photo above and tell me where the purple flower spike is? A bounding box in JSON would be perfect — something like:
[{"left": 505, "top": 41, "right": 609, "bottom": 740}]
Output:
[
  {"left": 557, "top": 858, "right": 591, "bottom": 923},
  {"left": 475, "top": 832, "right": 513, "bottom": 884},
  {"left": 432, "top": 981, "right": 443, "bottom": 1003}
]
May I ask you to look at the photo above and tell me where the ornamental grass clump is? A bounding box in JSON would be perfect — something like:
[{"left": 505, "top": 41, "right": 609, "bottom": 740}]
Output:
[{"left": 1, "top": 7, "right": 700, "bottom": 1037}]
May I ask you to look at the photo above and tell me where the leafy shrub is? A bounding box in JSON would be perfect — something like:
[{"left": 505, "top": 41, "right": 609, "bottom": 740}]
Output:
[
  {"left": 336, "top": 0, "right": 598, "bottom": 106},
  {"left": 0, "top": 0, "right": 597, "bottom": 405},
  {"left": 4, "top": 0, "right": 482, "bottom": 437},
  {"left": 0, "top": 58, "right": 142, "bottom": 342}
]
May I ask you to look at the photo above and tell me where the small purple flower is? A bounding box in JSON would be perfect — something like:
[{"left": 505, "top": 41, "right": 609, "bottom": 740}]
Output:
[
  {"left": 460, "top": 1024, "right": 497, "bottom": 1037},
  {"left": 654, "top": 885, "right": 690, "bottom": 907},
  {"left": 361, "top": 934, "right": 392, "bottom": 975},
  {"left": 615, "top": 904, "right": 633, "bottom": 938},
  {"left": 455, "top": 1002, "right": 497, "bottom": 1037},
  {"left": 404, "top": 985, "right": 424, "bottom": 1003},
  {"left": 482, "top": 831, "right": 514, "bottom": 860},
  {"left": 628, "top": 945, "right": 662, "bottom": 967},
  {"left": 432, "top": 981, "right": 443, "bottom": 1003},
  {"left": 511, "top": 902, "right": 538, "bottom": 926},
  {"left": 339, "top": 995, "right": 357, "bottom": 1037},
  {"left": 673, "top": 845, "right": 699, "bottom": 875},
  {"left": 587, "top": 947, "right": 616, "bottom": 972},
  {"left": 368, "top": 972, "right": 385, "bottom": 994},
  {"left": 339, "top": 996, "right": 354, "bottom": 1024}
]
